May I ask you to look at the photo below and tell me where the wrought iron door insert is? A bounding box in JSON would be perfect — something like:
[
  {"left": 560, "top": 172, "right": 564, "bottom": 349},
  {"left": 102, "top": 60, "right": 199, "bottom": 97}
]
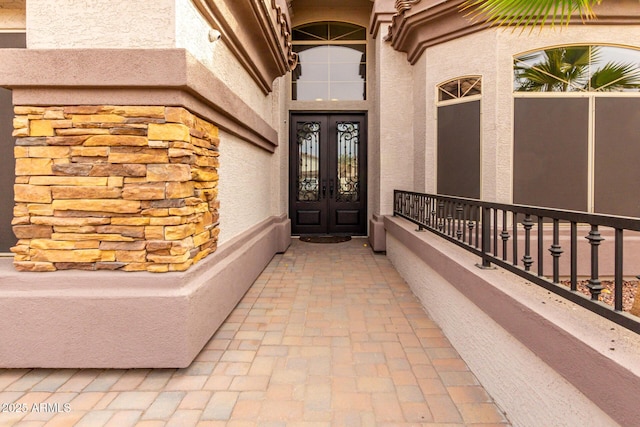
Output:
[{"left": 289, "top": 113, "right": 367, "bottom": 235}]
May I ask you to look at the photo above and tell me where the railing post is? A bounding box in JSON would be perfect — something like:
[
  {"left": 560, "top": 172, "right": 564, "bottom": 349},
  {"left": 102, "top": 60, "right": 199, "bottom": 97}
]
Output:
[
  {"left": 586, "top": 225, "right": 604, "bottom": 301},
  {"left": 537, "top": 216, "right": 544, "bottom": 277},
  {"left": 393, "top": 190, "right": 398, "bottom": 215},
  {"left": 478, "top": 206, "right": 492, "bottom": 268},
  {"left": 614, "top": 228, "right": 623, "bottom": 311},
  {"left": 570, "top": 221, "right": 577, "bottom": 291}
]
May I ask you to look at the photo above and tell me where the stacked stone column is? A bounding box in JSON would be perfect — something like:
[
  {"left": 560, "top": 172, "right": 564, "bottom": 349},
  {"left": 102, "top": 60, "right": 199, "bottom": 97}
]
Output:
[{"left": 10, "top": 106, "right": 220, "bottom": 272}]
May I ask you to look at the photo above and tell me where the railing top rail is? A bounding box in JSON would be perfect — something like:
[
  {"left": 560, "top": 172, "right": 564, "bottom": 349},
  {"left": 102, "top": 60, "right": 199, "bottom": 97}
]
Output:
[{"left": 394, "top": 190, "right": 640, "bottom": 231}]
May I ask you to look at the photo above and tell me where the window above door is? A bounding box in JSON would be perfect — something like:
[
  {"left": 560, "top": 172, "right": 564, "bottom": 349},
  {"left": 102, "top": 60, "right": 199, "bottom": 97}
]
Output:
[{"left": 291, "top": 22, "right": 367, "bottom": 101}]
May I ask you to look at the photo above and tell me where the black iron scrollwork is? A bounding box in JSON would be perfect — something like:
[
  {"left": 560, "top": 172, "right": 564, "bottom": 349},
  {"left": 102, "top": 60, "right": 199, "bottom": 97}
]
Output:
[
  {"left": 336, "top": 122, "right": 360, "bottom": 203},
  {"left": 297, "top": 122, "right": 321, "bottom": 201}
]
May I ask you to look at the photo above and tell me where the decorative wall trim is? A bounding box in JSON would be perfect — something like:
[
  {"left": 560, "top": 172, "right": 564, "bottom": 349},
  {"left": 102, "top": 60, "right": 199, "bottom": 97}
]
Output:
[
  {"left": 386, "top": 0, "right": 640, "bottom": 64},
  {"left": 192, "top": 0, "right": 297, "bottom": 94},
  {"left": 0, "top": 214, "right": 291, "bottom": 367},
  {"left": 384, "top": 0, "right": 422, "bottom": 42},
  {"left": 0, "top": 48, "right": 278, "bottom": 152},
  {"left": 395, "top": 0, "right": 422, "bottom": 14},
  {"left": 388, "top": 0, "right": 487, "bottom": 64},
  {"left": 369, "top": 1, "right": 397, "bottom": 38}
]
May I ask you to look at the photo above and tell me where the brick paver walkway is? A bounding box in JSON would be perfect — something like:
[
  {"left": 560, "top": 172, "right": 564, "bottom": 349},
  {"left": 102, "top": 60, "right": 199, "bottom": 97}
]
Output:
[{"left": 0, "top": 238, "right": 510, "bottom": 426}]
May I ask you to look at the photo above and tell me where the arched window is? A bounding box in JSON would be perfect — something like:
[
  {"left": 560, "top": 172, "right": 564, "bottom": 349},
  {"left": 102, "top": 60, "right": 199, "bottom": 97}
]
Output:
[{"left": 291, "top": 22, "right": 367, "bottom": 101}]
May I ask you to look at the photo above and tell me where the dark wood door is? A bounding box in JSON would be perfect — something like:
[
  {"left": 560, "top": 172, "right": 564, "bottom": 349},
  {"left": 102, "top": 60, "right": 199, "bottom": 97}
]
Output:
[{"left": 289, "top": 113, "right": 367, "bottom": 235}]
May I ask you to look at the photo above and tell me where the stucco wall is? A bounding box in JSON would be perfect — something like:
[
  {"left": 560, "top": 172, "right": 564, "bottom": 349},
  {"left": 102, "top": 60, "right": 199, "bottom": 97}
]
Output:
[
  {"left": 217, "top": 131, "right": 274, "bottom": 244},
  {"left": 175, "top": 0, "right": 274, "bottom": 126},
  {"left": 26, "top": 0, "right": 176, "bottom": 49},
  {"left": 424, "top": 31, "right": 501, "bottom": 202}
]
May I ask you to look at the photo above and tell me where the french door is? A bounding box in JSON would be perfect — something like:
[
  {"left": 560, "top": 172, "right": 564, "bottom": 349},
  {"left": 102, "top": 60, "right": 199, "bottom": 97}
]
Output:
[{"left": 289, "top": 113, "right": 367, "bottom": 235}]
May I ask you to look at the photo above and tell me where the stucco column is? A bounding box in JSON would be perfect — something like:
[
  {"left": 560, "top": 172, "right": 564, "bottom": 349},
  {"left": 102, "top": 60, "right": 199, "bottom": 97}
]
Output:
[
  {"left": 368, "top": 1, "right": 415, "bottom": 251},
  {"left": 373, "top": 25, "right": 415, "bottom": 215}
]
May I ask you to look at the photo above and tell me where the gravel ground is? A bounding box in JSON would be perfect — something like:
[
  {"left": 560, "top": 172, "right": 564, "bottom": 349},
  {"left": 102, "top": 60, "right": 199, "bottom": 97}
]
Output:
[{"left": 561, "top": 279, "right": 638, "bottom": 313}]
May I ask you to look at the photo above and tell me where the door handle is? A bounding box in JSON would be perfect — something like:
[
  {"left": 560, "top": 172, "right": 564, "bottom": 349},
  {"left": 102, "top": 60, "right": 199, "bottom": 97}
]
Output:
[
  {"left": 329, "top": 179, "right": 335, "bottom": 198},
  {"left": 322, "top": 179, "right": 327, "bottom": 199}
]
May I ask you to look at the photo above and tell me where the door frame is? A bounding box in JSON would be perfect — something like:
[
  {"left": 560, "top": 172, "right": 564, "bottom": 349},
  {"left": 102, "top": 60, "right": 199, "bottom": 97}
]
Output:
[{"left": 288, "top": 111, "right": 368, "bottom": 236}]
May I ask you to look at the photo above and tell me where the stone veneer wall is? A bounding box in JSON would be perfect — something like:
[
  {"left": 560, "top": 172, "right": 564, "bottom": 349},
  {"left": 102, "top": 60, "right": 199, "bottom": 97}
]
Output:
[{"left": 10, "top": 106, "right": 220, "bottom": 273}]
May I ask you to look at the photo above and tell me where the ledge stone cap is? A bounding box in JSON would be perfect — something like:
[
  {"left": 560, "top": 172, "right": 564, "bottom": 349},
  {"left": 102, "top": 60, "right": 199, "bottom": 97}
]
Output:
[{"left": 0, "top": 48, "right": 278, "bottom": 151}]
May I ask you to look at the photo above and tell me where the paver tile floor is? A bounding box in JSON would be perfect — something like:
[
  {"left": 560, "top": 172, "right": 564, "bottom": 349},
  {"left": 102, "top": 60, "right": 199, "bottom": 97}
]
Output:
[{"left": 0, "top": 238, "right": 510, "bottom": 426}]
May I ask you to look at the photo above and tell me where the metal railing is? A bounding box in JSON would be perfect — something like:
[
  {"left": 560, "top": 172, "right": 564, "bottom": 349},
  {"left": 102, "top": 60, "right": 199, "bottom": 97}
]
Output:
[{"left": 393, "top": 190, "right": 640, "bottom": 334}]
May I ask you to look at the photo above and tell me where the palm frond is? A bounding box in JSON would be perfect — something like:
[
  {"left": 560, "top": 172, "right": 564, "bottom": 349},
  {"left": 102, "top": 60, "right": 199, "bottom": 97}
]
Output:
[
  {"left": 461, "top": 0, "right": 601, "bottom": 28},
  {"left": 590, "top": 62, "right": 640, "bottom": 91}
]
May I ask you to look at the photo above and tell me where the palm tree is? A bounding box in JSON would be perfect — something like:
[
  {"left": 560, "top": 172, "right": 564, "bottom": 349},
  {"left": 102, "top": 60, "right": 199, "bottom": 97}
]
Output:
[{"left": 462, "top": 0, "right": 601, "bottom": 28}]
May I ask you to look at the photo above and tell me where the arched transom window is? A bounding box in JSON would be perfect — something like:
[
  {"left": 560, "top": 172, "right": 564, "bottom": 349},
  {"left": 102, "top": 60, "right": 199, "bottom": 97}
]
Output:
[
  {"left": 291, "top": 22, "right": 367, "bottom": 101},
  {"left": 514, "top": 45, "right": 640, "bottom": 92},
  {"left": 438, "top": 76, "right": 482, "bottom": 101}
]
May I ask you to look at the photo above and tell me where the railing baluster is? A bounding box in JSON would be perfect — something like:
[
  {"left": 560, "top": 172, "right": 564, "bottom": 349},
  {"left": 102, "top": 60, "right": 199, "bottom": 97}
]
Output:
[
  {"left": 456, "top": 203, "right": 464, "bottom": 240},
  {"left": 522, "top": 215, "right": 534, "bottom": 271},
  {"left": 538, "top": 216, "right": 544, "bottom": 277},
  {"left": 493, "top": 209, "right": 498, "bottom": 256},
  {"left": 500, "top": 210, "right": 510, "bottom": 261},
  {"left": 586, "top": 225, "right": 604, "bottom": 301},
  {"left": 615, "top": 228, "right": 623, "bottom": 311},
  {"left": 549, "top": 219, "right": 563, "bottom": 284},
  {"left": 416, "top": 195, "right": 425, "bottom": 231},
  {"left": 513, "top": 212, "right": 518, "bottom": 266},
  {"left": 570, "top": 222, "right": 577, "bottom": 291},
  {"left": 475, "top": 206, "right": 480, "bottom": 248},
  {"left": 463, "top": 204, "right": 468, "bottom": 242},
  {"left": 430, "top": 198, "right": 436, "bottom": 228}
]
